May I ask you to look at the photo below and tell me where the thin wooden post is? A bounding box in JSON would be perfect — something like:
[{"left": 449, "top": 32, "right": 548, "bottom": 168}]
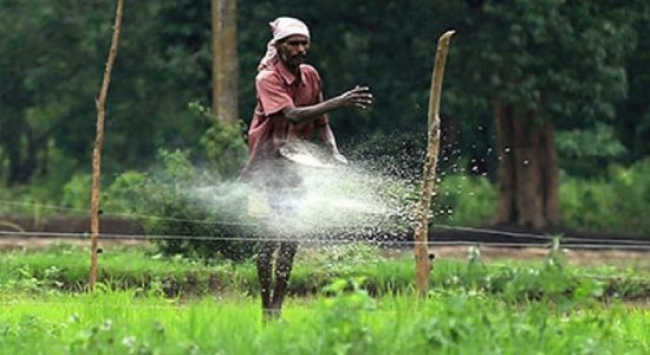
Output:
[
  {"left": 413, "top": 30, "right": 455, "bottom": 297},
  {"left": 90, "top": 0, "right": 124, "bottom": 290}
]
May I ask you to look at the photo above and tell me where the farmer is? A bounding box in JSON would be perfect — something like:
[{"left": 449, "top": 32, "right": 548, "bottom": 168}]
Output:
[{"left": 239, "top": 16, "right": 373, "bottom": 319}]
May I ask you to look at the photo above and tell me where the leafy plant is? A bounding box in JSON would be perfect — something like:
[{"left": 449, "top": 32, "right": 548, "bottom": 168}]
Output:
[
  {"left": 432, "top": 174, "right": 497, "bottom": 226},
  {"left": 61, "top": 173, "right": 92, "bottom": 211},
  {"left": 556, "top": 123, "right": 628, "bottom": 177},
  {"left": 320, "top": 277, "right": 376, "bottom": 354},
  {"left": 560, "top": 158, "right": 650, "bottom": 235},
  {"left": 191, "top": 102, "right": 248, "bottom": 180},
  {"left": 104, "top": 149, "right": 255, "bottom": 262}
]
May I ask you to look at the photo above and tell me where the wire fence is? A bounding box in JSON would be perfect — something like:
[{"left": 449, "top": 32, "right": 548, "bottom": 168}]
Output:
[
  {"left": 1, "top": 199, "right": 649, "bottom": 251},
  {"left": 2, "top": 230, "right": 650, "bottom": 251}
]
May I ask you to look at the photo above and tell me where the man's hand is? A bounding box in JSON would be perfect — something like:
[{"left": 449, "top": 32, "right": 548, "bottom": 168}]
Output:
[{"left": 337, "top": 86, "right": 373, "bottom": 109}]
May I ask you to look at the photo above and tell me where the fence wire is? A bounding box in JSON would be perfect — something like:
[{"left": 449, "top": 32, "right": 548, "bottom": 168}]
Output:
[
  {"left": 2, "top": 230, "right": 650, "bottom": 251},
  {"left": 1, "top": 199, "right": 649, "bottom": 250}
]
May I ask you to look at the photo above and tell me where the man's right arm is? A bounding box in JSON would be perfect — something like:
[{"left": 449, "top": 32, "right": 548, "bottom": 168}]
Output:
[{"left": 283, "top": 86, "right": 373, "bottom": 124}]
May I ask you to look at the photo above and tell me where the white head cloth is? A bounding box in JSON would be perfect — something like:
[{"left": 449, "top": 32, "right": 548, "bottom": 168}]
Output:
[{"left": 258, "top": 17, "right": 310, "bottom": 71}]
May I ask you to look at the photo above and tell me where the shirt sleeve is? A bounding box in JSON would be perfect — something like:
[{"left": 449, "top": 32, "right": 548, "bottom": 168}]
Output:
[
  {"left": 256, "top": 73, "right": 293, "bottom": 116},
  {"left": 315, "top": 92, "right": 329, "bottom": 126}
]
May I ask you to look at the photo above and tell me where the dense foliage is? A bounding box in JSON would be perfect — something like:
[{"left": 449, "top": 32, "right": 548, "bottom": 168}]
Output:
[
  {"left": 1, "top": 1, "right": 649, "bottom": 184},
  {"left": 1, "top": 0, "right": 649, "bottom": 239},
  {"left": 100, "top": 105, "right": 254, "bottom": 261},
  {"left": 2, "top": 243, "right": 649, "bottom": 301}
]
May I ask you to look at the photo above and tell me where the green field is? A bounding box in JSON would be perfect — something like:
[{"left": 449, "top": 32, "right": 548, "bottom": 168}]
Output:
[
  {"left": 1, "top": 291, "right": 648, "bottom": 354},
  {"left": 0, "top": 243, "right": 649, "bottom": 354}
]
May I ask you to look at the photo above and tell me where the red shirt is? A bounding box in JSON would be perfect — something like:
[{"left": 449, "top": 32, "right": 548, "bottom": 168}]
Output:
[{"left": 240, "top": 59, "right": 329, "bottom": 181}]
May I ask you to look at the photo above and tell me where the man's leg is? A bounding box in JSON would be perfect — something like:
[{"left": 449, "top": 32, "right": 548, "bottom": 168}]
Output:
[
  {"left": 270, "top": 241, "right": 298, "bottom": 313},
  {"left": 257, "top": 240, "right": 277, "bottom": 318}
]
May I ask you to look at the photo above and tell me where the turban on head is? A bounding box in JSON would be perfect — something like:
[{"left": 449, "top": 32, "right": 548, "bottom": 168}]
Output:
[{"left": 258, "top": 17, "right": 310, "bottom": 71}]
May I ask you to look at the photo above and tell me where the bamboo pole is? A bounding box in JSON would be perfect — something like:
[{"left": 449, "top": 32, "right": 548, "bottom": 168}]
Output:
[
  {"left": 413, "top": 30, "right": 455, "bottom": 297},
  {"left": 89, "top": 0, "right": 124, "bottom": 290}
]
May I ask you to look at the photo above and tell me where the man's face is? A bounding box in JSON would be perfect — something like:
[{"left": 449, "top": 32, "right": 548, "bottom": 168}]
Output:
[{"left": 277, "top": 35, "right": 310, "bottom": 68}]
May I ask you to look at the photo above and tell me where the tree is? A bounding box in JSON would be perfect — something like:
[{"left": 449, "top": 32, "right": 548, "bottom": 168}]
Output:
[
  {"left": 2, "top": 0, "right": 647, "bottom": 235},
  {"left": 211, "top": 0, "right": 238, "bottom": 123},
  {"left": 616, "top": 0, "right": 650, "bottom": 161},
  {"left": 0, "top": 1, "right": 101, "bottom": 185},
  {"left": 455, "top": 0, "right": 636, "bottom": 228},
  {"left": 0, "top": 1, "right": 215, "bottom": 187}
]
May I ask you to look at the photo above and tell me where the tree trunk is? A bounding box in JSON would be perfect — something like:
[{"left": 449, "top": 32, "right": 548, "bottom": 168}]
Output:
[
  {"left": 6, "top": 141, "right": 22, "bottom": 186},
  {"left": 494, "top": 101, "right": 516, "bottom": 223},
  {"left": 540, "top": 121, "right": 561, "bottom": 226},
  {"left": 4, "top": 125, "right": 41, "bottom": 186},
  {"left": 512, "top": 110, "right": 544, "bottom": 228},
  {"left": 211, "top": 0, "right": 238, "bottom": 124},
  {"left": 493, "top": 102, "right": 561, "bottom": 229}
]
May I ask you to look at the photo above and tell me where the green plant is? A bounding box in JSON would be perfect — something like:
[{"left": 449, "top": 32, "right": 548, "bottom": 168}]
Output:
[
  {"left": 556, "top": 124, "right": 628, "bottom": 177},
  {"left": 432, "top": 174, "right": 497, "bottom": 226},
  {"left": 61, "top": 173, "right": 91, "bottom": 210},
  {"left": 320, "top": 277, "right": 377, "bottom": 354},
  {"left": 560, "top": 159, "right": 650, "bottom": 235},
  {"left": 191, "top": 102, "right": 248, "bottom": 180},
  {"left": 104, "top": 149, "right": 255, "bottom": 262}
]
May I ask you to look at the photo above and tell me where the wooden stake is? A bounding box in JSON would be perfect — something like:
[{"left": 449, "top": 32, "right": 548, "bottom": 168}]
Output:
[
  {"left": 89, "top": 0, "right": 124, "bottom": 290},
  {"left": 413, "top": 30, "right": 455, "bottom": 297}
]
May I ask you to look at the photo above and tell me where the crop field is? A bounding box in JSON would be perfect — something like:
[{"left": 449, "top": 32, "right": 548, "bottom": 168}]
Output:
[
  {"left": 2, "top": 291, "right": 649, "bottom": 354},
  {"left": 1, "top": 243, "right": 649, "bottom": 354}
]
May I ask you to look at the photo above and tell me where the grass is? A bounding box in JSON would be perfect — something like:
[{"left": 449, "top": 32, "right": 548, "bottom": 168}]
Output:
[
  {"left": 0, "top": 243, "right": 649, "bottom": 354},
  {"left": 0, "top": 290, "right": 648, "bottom": 354},
  {"left": 1, "top": 243, "right": 649, "bottom": 301}
]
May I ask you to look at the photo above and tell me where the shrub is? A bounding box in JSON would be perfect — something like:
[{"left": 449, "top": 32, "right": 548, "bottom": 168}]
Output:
[
  {"left": 560, "top": 159, "right": 650, "bottom": 236},
  {"left": 194, "top": 101, "right": 248, "bottom": 180},
  {"left": 432, "top": 174, "right": 497, "bottom": 226},
  {"left": 560, "top": 178, "right": 618, "bottom": 232},
  {"left": 556, "top": 123, "right": 628, "bottom": 178},
  {"left": 61, "top": 173, "right": 91, "bottom": 210},
  {"left": 104, "top": 149, "right": 255, "bottom": 262},
  {"left": 101, "top": 102, "right": 253, "bottom": 261}
]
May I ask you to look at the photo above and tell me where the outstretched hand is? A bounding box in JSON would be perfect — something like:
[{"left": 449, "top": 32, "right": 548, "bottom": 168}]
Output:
[{"left": 338, "top": 85, "right": 373, "bottom": 109}]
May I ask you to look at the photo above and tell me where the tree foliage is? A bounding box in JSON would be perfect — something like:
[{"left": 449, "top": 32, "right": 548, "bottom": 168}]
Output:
[
  {"left": 0, "top": 0, "right": 648, "bottom": 192},
  {"left": 0, "top": 2, "right": 213, "bottom": 186}
]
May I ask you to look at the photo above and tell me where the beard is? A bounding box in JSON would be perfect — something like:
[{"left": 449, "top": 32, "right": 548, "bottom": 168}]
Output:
[{"left": 280, "top": 52, "right": 306, "bottom": 67}]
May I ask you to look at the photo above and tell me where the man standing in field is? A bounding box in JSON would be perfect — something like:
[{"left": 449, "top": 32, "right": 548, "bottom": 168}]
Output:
[{"left": 240, "top": 16, "right": 373, "bottom": 319}]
